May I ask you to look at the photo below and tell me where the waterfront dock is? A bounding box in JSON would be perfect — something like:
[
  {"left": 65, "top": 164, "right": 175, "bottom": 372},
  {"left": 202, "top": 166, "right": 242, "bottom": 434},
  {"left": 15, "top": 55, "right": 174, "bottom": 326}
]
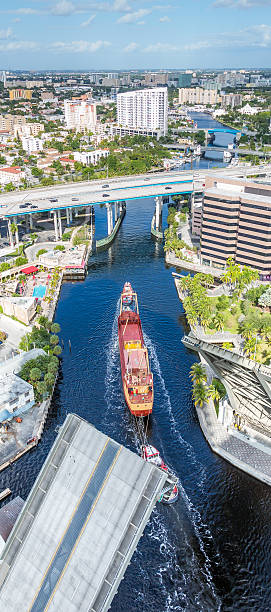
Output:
[{"left": 0, "top": 414, "right": 167, "bottom": 612}]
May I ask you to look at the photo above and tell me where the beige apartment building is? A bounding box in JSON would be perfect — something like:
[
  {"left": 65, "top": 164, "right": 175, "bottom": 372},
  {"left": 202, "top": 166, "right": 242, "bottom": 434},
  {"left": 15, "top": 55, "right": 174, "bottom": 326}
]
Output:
[
  {"left": 0, "top": 115, "right": 44, "bottom": 137},
  {"left": 200, "top": 174, "right": 271, "bottom": 279},
  {"left": 179, "top": 87, "right": 219, "bottom": 105}
]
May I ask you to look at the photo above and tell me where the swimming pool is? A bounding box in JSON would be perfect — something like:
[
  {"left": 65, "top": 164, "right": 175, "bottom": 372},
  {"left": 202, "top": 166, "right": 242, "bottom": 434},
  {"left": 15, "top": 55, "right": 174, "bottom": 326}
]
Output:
[{"left": 32, "top": 285, "right": 46, "bottom": 299}]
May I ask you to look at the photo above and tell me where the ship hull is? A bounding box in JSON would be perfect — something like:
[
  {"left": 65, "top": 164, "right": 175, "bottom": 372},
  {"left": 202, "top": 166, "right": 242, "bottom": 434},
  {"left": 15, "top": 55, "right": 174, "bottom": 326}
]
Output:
[{"left": 118, "top": 291, "right": 153, "bottom": 417}]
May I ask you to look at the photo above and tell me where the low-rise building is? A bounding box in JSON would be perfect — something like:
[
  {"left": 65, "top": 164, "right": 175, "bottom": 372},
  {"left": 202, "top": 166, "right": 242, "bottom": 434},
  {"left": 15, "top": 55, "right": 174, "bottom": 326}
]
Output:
[
  {"left": 0, "top": 373, "right": 34, "bottom": 423},
  {"left": 239, "top": 104, "right": 261, "bottom": 115},
  {"left": 0, "top": 166, "right": 25, "bottom": 185},
  {"left": 0, "top": 297, "right": 36, "bottom": 325},
  {"left": 74, "top": 149, "right": 109, "bottom": 166},
  {"left": 21, "top": 136, "right": 43, "bottom": 154},
  {"left": 14, "top": 122, "right": 44, "bottom": 138}
]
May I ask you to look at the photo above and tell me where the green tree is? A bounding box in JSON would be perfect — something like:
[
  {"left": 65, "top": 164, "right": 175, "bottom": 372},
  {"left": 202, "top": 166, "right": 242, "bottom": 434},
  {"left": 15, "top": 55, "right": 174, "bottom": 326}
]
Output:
[
  {"left": 29, "top": 367, "right": 42, "bottom": 382},
  {"left": 192, "top": 381, "right": 208, "bottom": 407},
  {"left": 50, "top": 334, "right": 59, "bottom": 346},
  {"left": 53, "top": 345, "right": 62, "bottom": 355},
  {"left": 51, "top": 322, "right": 60, "bottom": 334},
  {"left": 189, "top": 362, "right": 207, "bottom": 384}
]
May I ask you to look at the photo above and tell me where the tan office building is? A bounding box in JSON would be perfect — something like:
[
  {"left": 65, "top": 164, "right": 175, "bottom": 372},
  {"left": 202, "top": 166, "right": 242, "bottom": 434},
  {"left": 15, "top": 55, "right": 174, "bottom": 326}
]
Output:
[{"left": 200, "top": 174, "right": 271, "bottom": 279}]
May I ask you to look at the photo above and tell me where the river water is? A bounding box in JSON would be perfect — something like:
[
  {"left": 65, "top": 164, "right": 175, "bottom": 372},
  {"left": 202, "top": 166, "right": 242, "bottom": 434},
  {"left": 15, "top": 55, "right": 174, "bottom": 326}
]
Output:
[{"left": 1, "top": 114, "right": 271, "bottom": 611}]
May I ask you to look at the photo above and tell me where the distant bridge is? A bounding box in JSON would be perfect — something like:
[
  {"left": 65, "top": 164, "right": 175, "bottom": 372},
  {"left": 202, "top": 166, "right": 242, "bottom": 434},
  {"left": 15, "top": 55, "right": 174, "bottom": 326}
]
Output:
[{"left": 207, "top": 127, "right": 240, "bottom": 135}]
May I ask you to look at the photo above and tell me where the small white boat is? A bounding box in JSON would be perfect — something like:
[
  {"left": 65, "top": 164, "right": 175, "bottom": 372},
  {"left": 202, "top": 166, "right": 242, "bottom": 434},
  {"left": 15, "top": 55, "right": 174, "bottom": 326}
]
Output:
[{"left": 141, "top": 444, "right": 179, "bottom": 504}]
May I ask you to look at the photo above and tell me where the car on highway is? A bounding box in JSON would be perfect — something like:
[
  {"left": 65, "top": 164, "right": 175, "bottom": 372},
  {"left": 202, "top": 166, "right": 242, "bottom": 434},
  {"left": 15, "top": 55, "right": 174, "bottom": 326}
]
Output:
[
  {"left": 72, "top": 198, "right": 79, "bottom": 201},
  {"left": 31, "top": 205, "right": 38, "bottom": 209},
  {"left": 102, "top": 184, "right": 109, "bottom": 188},
  {"left": 49, "top": 198, "right": 58, "bottom": 202},
  {"left": 103, "top": 193, "right": 110, "bottom": 198},
  {"left": 19, "top": 204, "right": 28, "bottom": 209},
  {"left": 165, "top": 186, "right": 172, "bottom": 190}
]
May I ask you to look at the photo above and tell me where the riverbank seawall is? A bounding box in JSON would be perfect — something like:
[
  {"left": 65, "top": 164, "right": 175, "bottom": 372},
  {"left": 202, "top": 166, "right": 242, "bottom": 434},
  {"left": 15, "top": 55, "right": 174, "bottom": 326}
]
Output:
[{"left": 96, "top": 207, "right": 126, "bottom": 250}]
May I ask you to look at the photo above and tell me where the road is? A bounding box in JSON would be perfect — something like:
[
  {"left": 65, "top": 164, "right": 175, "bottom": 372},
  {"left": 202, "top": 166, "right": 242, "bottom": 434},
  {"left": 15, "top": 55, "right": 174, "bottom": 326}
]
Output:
[{"left": 0, "top": 165, "right": 271, "bottom": 218}]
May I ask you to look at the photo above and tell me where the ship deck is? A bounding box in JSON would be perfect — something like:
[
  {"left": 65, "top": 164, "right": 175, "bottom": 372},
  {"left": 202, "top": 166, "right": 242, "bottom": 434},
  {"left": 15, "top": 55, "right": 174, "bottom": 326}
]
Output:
[
  {"left": 124, "top": 348, "right": 147, "bottom": 371},
  {"left": 0, "top": 414, "right": 166, "bottom": 612},
  {"left": 123, "top": 322, "right": 141, "bottom": 343}
]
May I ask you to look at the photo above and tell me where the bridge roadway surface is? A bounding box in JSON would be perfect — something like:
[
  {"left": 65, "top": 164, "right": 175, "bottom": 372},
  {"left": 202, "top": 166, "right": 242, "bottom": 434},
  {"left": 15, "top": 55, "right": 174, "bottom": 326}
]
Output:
[
  {"left": 0, "top": 165, "right": 270, "bottom": 218},
  {"left": 0, "top": 414, "right": 167, "bottom": 612}
]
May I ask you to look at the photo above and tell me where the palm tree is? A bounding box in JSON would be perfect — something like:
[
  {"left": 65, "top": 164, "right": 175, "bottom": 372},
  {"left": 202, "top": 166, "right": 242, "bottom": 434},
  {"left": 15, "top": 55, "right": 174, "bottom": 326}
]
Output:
[
  {"left": 244, "top": 337, "right": 256, "bottom": 358},
  {"left": 213, "top": 312, "right": 225, "bottom": 332},
  {"left": 208, "top": 384, "right": 220, "bottom": 404},
  {"left": 190, "top": 363, "right": 207, "bottom": 384},
  {"left": 192, "top": 381, "right": 208, "bottom": 407}
]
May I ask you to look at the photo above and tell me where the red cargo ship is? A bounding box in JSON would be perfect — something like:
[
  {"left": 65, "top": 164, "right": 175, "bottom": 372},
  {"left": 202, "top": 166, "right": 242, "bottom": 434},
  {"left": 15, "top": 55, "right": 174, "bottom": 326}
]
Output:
[{"left": 118, "top": 283, "right": 153, "bottom": 417}]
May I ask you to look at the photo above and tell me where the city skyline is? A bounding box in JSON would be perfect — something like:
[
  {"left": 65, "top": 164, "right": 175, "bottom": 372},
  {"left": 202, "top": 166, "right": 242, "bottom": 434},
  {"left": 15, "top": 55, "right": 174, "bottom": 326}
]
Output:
[{"left": 0, "top": 0, "right": 270, "bottom": 70}]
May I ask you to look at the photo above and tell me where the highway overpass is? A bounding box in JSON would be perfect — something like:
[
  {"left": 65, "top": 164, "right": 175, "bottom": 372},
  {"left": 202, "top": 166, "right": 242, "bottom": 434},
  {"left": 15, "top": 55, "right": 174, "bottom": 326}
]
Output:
[{"left": 1, "top": 165, "right": 271, "bottom": 219}]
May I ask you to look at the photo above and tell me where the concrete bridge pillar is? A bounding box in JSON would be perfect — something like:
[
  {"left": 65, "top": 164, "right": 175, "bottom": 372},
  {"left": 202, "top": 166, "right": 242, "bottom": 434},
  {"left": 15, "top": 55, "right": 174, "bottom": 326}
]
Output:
[
  {"left": 29, "top": 214, "right": 34, "bottom": 229},
  {"left": 7, "top": 219, "right": 14, "bottom": 248},
  {"left": 115, "top": 202, "right": 118, "bottom": 222},
  {"left": 107, "top": 204, "right": 113, "bottom": 236},
  {"left": 58, "top": 210, "right": 62, "bottom": 239},
  {"left": 53, "top": 211, "right": 59, "bottom": 241},
  {"left": 66, "top": 207, "right": 70, "bottom": 226},
  {"left": 155, "top": 196, "right": 163, "bottom": 231},
  {"left": 69, "top": 208, "right": 73, "bottom": 224},
  {"left": 13, "top": 217, "right": 19, "bottom": 247}
]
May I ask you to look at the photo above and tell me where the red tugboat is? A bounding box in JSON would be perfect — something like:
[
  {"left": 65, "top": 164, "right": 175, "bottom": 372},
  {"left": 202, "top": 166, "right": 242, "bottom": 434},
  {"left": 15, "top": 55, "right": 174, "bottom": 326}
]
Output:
[
  {"left": 118, "top": 283, "right": 153, "bottom": 417},
  {"left": 141, "top": 445, "right": 179, "bottom": 504}
]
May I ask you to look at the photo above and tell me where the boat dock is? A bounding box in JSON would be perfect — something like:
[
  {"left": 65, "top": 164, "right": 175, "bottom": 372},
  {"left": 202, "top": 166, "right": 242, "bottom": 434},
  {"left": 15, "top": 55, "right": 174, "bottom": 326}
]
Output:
[{"left": 0, "top": 414, "right": 167, "bottom": 612}]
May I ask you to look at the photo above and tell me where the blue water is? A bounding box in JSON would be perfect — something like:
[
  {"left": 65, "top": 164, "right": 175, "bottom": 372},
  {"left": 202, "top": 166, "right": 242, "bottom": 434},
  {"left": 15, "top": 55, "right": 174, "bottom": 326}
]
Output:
[
  {"left": 32, "top": 285, "right": 46, "bottom": 298},
  {"left": 0, "top": 116, "right": 270, "bottom": 611}
]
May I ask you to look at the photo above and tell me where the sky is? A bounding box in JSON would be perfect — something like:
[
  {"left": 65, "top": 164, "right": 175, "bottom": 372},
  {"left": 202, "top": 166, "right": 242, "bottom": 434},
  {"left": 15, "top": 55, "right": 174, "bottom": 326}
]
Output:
[{"left": 0, "top": 0, "right": 271, "bottom": 70}]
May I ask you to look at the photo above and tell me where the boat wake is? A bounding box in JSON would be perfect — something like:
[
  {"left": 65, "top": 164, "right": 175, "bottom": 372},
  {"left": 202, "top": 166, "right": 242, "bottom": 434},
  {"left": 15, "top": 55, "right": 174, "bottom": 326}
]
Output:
[
  {"left": 142, "top": 333, "right": 222, "bottom": 610},
  {"left": 103, "top": 308, "right": 221, "bottom": 610}
]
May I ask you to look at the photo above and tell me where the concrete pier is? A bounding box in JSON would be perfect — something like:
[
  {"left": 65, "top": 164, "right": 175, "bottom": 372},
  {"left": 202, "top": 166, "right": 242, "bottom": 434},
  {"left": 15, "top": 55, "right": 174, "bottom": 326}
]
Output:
[
  {"left": 107, "top": 203, "right": 113, "bottom": 235},
  {"left": 57, "top": 210, "right": 62, "bottom": 239},
  {"left": 7, "top": 220, "right": 14, "bottom": 248},
  {"left": 155, "top": 196, "right": 163, "bottom": 232},
  {"left": 53, "top": 211, "right": 59, "bottom": 241}
]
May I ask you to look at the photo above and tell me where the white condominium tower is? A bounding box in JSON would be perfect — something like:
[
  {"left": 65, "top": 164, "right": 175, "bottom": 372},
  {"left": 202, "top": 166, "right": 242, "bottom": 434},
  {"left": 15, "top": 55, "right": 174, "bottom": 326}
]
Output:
[
  {"left": 117, "top": 88, "right": 168, "bottom": 136},
  {"left": 64, "top": 100, "right": 97, "bottom": 132}
]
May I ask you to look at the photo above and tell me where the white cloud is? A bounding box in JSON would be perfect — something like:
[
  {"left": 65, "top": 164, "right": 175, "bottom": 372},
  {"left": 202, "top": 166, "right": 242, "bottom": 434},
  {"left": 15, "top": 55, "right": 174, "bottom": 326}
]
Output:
[
  {"left": 0, "top": 40, "right": 38, "bottom": 51},
  {"left": 0, "top": 28, "right": 12, "bottom": 39},
  {"left": 213, "top": 0, "right": 271, "bottom": 7},
  {"left": 50, "top": 40, "right": 111, "bottom": 52},
  {"left": 184, "top": 24, "right": 271, "bottom": 51},
  {"left": 81, "top": 14, "right": 96, "bottom": 26},
  {"left": 160, "top": 15, "right": 170, "bottom": 21},
  {"left": 112, "top": 0, "right": 131, "bottom": 10},
  {"left": 13, "top": 7, "right": 41, "bottom": 15},
  {"left": 144, "top": 42, "right": 179, "bottom": 52},
  {"left": 123, "top": 41, "right": 140, "bottom": 51},
  {"left": 51, "top": 1, "right": 76, "bottom": 16},
  {"left": 118, "top": 8, "right": 151, "bottom": 23}
]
